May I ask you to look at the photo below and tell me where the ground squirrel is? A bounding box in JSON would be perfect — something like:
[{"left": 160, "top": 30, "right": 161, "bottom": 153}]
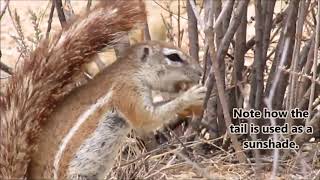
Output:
[
  {"left": 0, "top": 0, "right": 205, "bottom": 179},
  {"left": 35, "top": 41, "right": 205, "bottom": 180}
]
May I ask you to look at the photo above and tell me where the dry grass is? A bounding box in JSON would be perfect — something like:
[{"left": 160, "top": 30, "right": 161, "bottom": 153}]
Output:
[{"left": 105, "top": 132, "right": 319, "bottom": 179}]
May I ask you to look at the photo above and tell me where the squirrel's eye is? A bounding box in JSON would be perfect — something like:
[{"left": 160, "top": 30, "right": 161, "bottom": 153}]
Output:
[{"left": 165, "top": 53, "right": 184, "bottom": 63}]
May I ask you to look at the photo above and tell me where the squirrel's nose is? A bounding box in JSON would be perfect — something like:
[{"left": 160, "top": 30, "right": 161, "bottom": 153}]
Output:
[{"left": 195, "top": 65, "right": 203, "bottom": 77}]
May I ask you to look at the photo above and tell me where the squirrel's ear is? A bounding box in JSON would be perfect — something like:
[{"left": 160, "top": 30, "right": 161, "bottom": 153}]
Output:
[{"left": 140, "top": 46, "right": 152, "bottom": 62}]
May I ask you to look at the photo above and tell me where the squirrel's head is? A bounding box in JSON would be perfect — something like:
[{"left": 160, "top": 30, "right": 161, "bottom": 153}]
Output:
[{"left": 127, "top": 41, "right": 202, "bottom": 93}]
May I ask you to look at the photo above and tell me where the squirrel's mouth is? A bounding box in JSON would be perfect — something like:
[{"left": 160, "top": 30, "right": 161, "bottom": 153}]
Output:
[
  {"left": 157, "top": 80, "right": 198, "bottom": 94},
  {"left": 174, "top": 81, "right": 196, "bottom": 92}
]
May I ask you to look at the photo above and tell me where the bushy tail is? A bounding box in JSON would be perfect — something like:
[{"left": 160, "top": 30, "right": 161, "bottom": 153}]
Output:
[{"left": 0, "top": 1, "right": 146, "bottom": 178}]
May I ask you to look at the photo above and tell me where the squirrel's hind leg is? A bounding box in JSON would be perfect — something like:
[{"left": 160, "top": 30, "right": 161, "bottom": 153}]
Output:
[{"left": 67, "top": 110, "right": 130, "bottom": 180}]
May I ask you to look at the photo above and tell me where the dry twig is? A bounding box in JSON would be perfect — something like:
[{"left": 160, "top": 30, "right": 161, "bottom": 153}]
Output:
[
  {"left": 308, "top": 0, "right": 320, "bottom": 122},
  {"left": 54, "top": 0, "right": 66, "bottom": 27},
  {"left": 46, "top": 1, "right": 55, "bottom": 39},
  {"left": 0, "top": 0, "right": 9, "bottom": 20}
]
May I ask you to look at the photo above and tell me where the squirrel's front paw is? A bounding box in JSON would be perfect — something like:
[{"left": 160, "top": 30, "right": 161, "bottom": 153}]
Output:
[{"left": 181, "top": 84, "right": 207, "bottom": 106}]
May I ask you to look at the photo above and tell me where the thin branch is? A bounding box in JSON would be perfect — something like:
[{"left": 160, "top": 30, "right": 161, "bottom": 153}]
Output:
[
  {"left": 215, "top": 0, "right": 249, "bottom": 88},
  {"left": 222, "top": 0, "right": 235, "bottom": 34},
  {"left": 177, "top": 0, "right": 181, "bottom": 47},
  {"left": 54, "top": 0, "right": 66, "bottom": 27},
  {"left": 280, "top": 67, "right": 320, "bottom": 86},
  {"left": 288, "top": 0, "right": 309, "bottom": 114},
  {"left": 245, "top": 9, "right": 287, "bottom": 52},
  {"left": 298, "top": 34, "right": 316, "bottom": 101},
  {"left": 0, "top": 0, "right": 9, "bottom": 20},
  {"left": 249, "top": 0, "right": 264, "bottom": 110},
  {"left": 264, "top": 37, "right": 291, "bottom": 180},
  {"left": 151, "top": 0, "right": 188, "bottom": 21},
  {"left": 0, "top": 61, "right": 13, "bottom": 75},
  {"left": 46, "top": 0, "right": 55, "bottom": 39},
  {"left": 161, "top": 14, "right": 174, "bottom": 43},
  {"left": 188, "top": 0, "right": 204, "bottom": 30},
  {"left": 257, "top": 0, "right": 276, "bottom": 109},
  {"left": 261, "top": 0, "right": 276, "bottom": 63},
  {"left": 308, "top": 0, "right": 320, "bottom": 122},
  {"left": 266, "top": 0, "right": 300, "bottom": 110},
  {"left": 213, "top": 0, "right": 234, "bottom": 31},
  {"left": 233, "top": 0, "right": 247, "bottom": 97},
  {"left": 213, "top": 0, "right": 223, "bottom": 47},
  {"left": 86, "top": 0, "right": 92, "bottom": 12},
  {"left": 187, "top": 0, "right": 199, "bottom": 61}
]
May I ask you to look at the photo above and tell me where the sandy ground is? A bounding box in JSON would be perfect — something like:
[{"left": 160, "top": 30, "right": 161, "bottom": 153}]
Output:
[{"left": 0, "top": 1, "right": 90, "bottom": 69}]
